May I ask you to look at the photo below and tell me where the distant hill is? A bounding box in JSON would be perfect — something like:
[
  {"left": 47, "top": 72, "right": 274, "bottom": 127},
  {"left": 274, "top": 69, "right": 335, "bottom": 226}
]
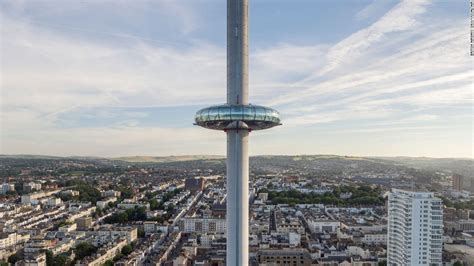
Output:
[
  {"left": 1, "top": 154, "right": 472, "bottom": 186},
  {"left": 376, "top": 156, "right": 474, "bottom": 180},
  {"left": 0, "top": 154, "right": 64, "bottom": 160},
  {"left": 111, "top": 155, "right": 224, "bottom": 163}
]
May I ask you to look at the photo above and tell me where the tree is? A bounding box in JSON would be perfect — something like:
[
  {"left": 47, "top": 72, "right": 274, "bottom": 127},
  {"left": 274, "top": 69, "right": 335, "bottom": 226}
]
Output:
[
  {"left": 0, "top": 260, "right": 8, "bottom": 266},
  {"left": 137, "top": 228, "right": 145, "bottom": 238},
  {"left": 453, "top": 261, "right": 464, "bottom": 266},
  {"left": 121, "top": 244, "right": 133, "bottom": 256},
  {"left": 65, "top": 179, "right": 101, "bottom": 204},
  {"left": 59, "top": 194, "right": 73, "bottom": 202},
  {"left": 8, "top": 254, "right": 18, "bottom": 265},
  {"left": 150, "top": 199, "right": 159, "bottom": 210},
  {"left": 378, "top": 260, "right": 387, "bottom": 266},
  {"left": 95, "top": 208, "right": 103, "bottom": 217},
  {"left": 53, "top": 255, "right": 69, "bottom": 266},
  {"left": 46, "top": 250, "right": 54, "bottom": 266},
  {"left": 5, "top": 190, "right": 17, "bottom": 196},
  {"left": 75, "top": 242, "right": 97, "bottom": 260},
  {"left": 166, "top": 204, "right": 175, "bottom": 213},
  {"left": 118, "top": 186, "right": 133, "bottom": 199},
  {"left": 104, "top": 207, "right": 147, "bottom": 224},
  {"left": 113, "top": 254, "right": 123, "bottom": 262},
  {"left": 103, "top": 260, "right": 114, "bottom": 266}
]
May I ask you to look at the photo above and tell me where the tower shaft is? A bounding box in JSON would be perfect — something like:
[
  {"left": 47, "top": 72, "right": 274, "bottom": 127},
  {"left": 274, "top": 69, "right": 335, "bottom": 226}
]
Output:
[
  {"left": 226, "top": 0, "right": 249, "bottom": 265},
  {"left": 226, "top": 130, "right": 249, "bottom": 265},
  {"left": 227, "top": 0, "right": 248, "bottom": 105}
]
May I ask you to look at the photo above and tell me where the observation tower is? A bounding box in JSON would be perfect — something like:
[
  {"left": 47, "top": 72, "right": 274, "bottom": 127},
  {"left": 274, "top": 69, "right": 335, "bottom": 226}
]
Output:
[{"left": 194, "top": 0, "right": 281, "bottom": 265}]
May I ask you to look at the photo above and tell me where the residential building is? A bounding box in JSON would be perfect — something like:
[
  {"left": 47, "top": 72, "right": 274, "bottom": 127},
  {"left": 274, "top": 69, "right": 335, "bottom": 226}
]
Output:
[
  {"left": 76, "top": 217, "right": 92, "bottom": 231},
  {"left": 1, "top": 183, "right": 15, "bottom": 194},
  {"left": 96, "top": 197, "right": 117, "bottom": 209},
  {"left": 452, "top": 175, "right": 463, "bottom": 191},
  {"left": 23, "top": 182, "right": 42, "bottom": 192},
  {"left": 256, "top": 249, "right": 312, "bottom": 266},
  {"left": 185, "top": 178, "right": 205, "bottom": 192},
  {"left": 387, "top": 189, "right": 443, "bottom": 266},
  {"left": 178, "top": 218, "right": 226, "bottom": 233},
  {"left": 101, "top": 190, "right": 121, "bottom": 198}
]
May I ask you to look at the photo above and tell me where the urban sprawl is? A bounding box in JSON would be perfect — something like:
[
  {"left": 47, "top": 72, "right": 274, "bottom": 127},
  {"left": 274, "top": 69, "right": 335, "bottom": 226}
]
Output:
[{"left": 0, "top": 155, "right": 473, "bottom": 265}]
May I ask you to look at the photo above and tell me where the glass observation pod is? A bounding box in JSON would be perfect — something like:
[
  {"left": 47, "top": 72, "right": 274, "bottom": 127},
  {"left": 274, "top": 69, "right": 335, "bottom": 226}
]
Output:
[{"left": 195, "top": 104, "right": 281, "bottom": 131}]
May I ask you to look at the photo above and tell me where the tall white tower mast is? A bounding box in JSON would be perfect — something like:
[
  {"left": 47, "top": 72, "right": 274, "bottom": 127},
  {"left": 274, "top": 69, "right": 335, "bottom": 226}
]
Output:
[
  {"left": 194, "top": 1, "right": 281, "bottom": 265},
  {"left": 226, "top": 1, "right": 249, "bottom": 264}
]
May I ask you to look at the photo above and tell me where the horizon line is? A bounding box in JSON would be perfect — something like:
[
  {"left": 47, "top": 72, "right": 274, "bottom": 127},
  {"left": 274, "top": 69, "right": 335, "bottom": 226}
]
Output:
[{"left": 1, "top": 153, "right": 472, "bottom": 160}]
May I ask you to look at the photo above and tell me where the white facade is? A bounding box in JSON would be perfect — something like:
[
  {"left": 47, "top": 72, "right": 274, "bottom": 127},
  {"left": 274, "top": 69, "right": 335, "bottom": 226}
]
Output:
[
  {"left": 21, "top": 190, "right": 60, "bottom": 205},
  {"left": 361, "top": 233, "right": 387, "bottom": 245},
  {"left": 258, "top": 193, "right": 268, "bottom": 201},
  {"left": 90, "top": 227, "right": 138, "bottom": 244},
  {"left": 96, "top": 197, "right": 117, "bottom": 209},
  {"left": 200, "top": 234, "right": 215, "bottom": 247},
  {"left": 288, "top": 232, "right": 301, "bottom": 247},
  {"left": 24, "top": 182, "right": 42, "bottom": 191},
  {"left": 1, "top": 183, "right": 15, "bottom": 194},
  {"left": 307, "top": 220, "right": 340, "bottom": 233},
  {"left": 144, "top": 221, "right": 157, "bottom": 235},
  {"left": 387, "top": 189, "right": 443, "bottom": 266},
  {"left": 0, "top": 233, "right": 30, "bottom": 249},
  {"left": 24, "top": 252, "right": 46, "bottom": 266},
  {"left": 179, "top": 218, "right": 226, "bottom": 233},
  {"left": 58, "top": 223, "right": 77, "bottom": 233},
  {"left": 46, "top": 197, "right": 62, "bottom": 207},
  {"left": 101, "top": 190, "right": 121, "bottom": 198}
]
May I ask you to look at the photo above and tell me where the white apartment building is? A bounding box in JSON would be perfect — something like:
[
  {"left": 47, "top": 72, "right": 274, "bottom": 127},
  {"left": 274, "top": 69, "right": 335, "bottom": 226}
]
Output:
[
  {"left": 361, "top": 232, "right": 387, "bottom": 245},
  {"left": 0, "top": 232, "right": 30, "bottom": 249},
  {"left": 143, "top": 221, "right": 168, "bottom": 235},
  {"left": 101, "top": 190, "right": 121, "bottom": 198},
  {"left": 96, "top": 197, "right": 117, "bottom": 209},
  {"left": 21, "top": 190, "right": 60, "bottom": 205},
  {"left": 307, "top": 220, "right": 340, "bottom": 233},
  {"left": 46, "top": 197, "right": 62, "bottom": 207},
  {"left": 1, "top": 183, "right": 15, "bottom": 194},
  {"left": 387, "top": 189, "right": 443, "bottom": 266},
  {"left": 178, "top": 218, "right": 226, "bottom": 233}
]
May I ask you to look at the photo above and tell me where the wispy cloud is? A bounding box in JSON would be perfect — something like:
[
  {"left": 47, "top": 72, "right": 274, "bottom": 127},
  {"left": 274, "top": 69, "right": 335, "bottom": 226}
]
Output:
[
  {"left": 355, "top": 0, "right": 393, "bottom": 21},
  {"left": 318, "top": 0, "right": 431, "bottom": 76},
  {"left": 0, "top": 0, "right": 471, "bottom": 157}
]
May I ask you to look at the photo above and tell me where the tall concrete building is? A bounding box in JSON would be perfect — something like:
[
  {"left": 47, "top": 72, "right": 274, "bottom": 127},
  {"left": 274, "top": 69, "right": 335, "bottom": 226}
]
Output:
[
  {"left": 452, "top": 174, "right": 463, "bottom": 191},
  {"left": 194, "top": 0, "right": 281, "bottom": 265},
  {"left": 387, "top": 189, "right": 443, "bottom": 266}
]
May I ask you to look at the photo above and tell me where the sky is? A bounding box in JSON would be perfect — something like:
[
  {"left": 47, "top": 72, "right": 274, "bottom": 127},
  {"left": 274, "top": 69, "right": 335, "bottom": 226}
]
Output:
[{"left": 0, "top": 0, "right": 472, "bottom": 158}]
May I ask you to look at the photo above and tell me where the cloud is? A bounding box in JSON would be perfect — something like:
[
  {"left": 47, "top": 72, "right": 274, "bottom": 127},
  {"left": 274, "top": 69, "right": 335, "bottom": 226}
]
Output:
[
  {"left": 1, "top": 125, "right": 225, "bottom": 157},
  {"left": 267, "top": 16, "right": 469, "bottom": 127},
  {"left": 0, "top": 0, "right": 471, "bottom": 157},
  {"left": 1, "top": 13, "right": 226, "bottom": 122},
  {"left": 318, "top": 0, "right": 431, "bottom": 76},
  {"left": 355, "top": 0, "right": 392, "bottom": 20}
]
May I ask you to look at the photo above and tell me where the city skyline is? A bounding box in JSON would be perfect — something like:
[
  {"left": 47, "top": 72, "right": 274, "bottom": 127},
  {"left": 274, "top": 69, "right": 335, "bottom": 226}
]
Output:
[{"left": 1, "top": 0, "right": 472, "bottom": 158}]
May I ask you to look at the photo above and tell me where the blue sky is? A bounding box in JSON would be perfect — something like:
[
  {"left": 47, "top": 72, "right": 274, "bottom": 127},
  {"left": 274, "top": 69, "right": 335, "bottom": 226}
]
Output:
[{"left": 0, "top": 0, "right": 472, "bottom": 158}]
